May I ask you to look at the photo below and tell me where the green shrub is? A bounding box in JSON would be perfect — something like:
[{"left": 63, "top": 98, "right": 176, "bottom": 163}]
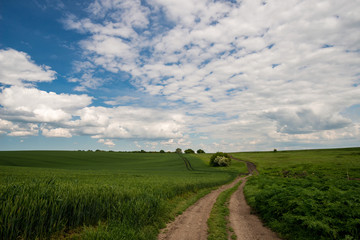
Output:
[
  {"left": 245, "top": 176, "right": 360, "bottom": 240},
  {"left": 210, "top": 152, "right": 231, "bottom": 167}
]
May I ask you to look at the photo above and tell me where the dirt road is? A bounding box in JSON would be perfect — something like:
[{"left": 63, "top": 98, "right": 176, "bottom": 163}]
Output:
[
  {"left": 228, "top": 178, "right": 280, "bottom": 240},
  {"left": 158, "top": 156, "right": 280, "bottom": 240},
  {"left": 158, "top": 176, "right": 242, "bottom": 240}
]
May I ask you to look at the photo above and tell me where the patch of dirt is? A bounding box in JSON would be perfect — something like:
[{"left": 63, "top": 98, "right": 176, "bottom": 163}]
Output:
[
  {"left": 228, "top": 178, "right": 281, "bottom": 240},
  {"left": 158, "top": 176, "right": 242, "bottom": 240}
]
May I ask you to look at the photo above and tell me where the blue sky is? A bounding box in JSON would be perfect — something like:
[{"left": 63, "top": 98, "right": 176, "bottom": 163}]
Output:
[{"left": 0, "top": 0, "right": 359, "bottom": 152}]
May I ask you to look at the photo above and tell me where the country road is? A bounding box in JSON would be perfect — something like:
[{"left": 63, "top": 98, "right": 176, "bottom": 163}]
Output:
[{"left": 158, "top": 156, "right": 280, "bottom": 240}]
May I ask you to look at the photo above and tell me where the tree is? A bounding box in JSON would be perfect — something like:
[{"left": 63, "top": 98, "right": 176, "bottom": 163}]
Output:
[
  {"left": 184, "top": 149, "right": 195, "bottom": 154},
  {"left": 175, "top": 148, "right": 182, "bottom": 154},
  {"left": 197, "top": 149, "right": 205, "bottom": 154},
  {"left": 210, "top": 152, "right": 231, "bottom": 167},
  {"left": 160, "top": 150, "right": 165, "bottom": 153}
]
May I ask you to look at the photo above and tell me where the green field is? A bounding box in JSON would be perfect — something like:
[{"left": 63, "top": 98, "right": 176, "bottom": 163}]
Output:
[
  {"left": 2, "top": 148, "right": 359, "bottom": 240},
  {"left": 0, "top": 151, "right": 246, "bottom": 239},
  {"left": 233, "top": 148, "right": 360, "bottom": 240}
]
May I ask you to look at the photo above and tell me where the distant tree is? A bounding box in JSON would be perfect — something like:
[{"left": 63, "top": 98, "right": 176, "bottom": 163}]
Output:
[
  {"left": 273, "top": 148, "right": 278, "bottom": 152},
  {"left": 210, "top": 152, "right": 231, "bottom": 167},
  {"left": 184, "top": 149, "right": 195, "bottom": 154},
  {"left": 175, "top": 148, "right": 182, "bottom": 154},
  {"left": 160, "top": 150, "right": 165, "bottom": 153},
  {"left": 140, "top": 150, "right": 146, "bottom": 153},
  {"left": 197, "top": 149, "right": 205, "bottom": 154}
]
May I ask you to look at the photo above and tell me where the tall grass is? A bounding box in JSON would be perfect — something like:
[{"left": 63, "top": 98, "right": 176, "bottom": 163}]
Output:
[
  {"left": 0, "top": 152, "right": 245, "bottom": 239},
  {"left": 233, "top": 148, "right": 360, "bottom": 240}
]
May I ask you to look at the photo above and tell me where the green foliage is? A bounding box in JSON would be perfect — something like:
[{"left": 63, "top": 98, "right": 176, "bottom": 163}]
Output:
[
  {"left": 184, "top": 149, "right": 195, "bottom": 154},
  {"left": 234, "top": 148, "right": 360, "bottom": 240},
  {"left": 245, "top": 176, "right": 360, "bottom": 240},
  {"left": 207, "top": 180, "right": 241, "bottom": 240},
  {"left": 210, "top": 152, "right": 231, "bottom": 167},
  {"left": 160, "top": 150, "right": 165, "bottom": 153},
  {"left": 197, "top": 149, "right": 205, "bottom": 154},
  {"left": 0, "top": 151, "right": 247, "bottom": 240},
  {"left": 175, "top": 148, "right": 182, "bottom": 154}
]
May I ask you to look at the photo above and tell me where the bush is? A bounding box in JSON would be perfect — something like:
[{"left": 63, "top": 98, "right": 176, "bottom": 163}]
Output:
[
  {"left": 210, "top": 152, "right": 231, "bottom": 167},
  {"left": 197, "top": 149, "right": 205, "bottom": 154}
]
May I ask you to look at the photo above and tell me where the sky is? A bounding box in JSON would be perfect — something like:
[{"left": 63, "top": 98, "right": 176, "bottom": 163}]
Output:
[{"left": 0, "top": 0, "right": 359, "bottom": 152}]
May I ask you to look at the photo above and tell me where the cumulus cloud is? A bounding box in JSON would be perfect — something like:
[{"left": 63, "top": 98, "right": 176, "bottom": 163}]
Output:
[
  {"left": 0, "top": 86, "right": 92, "bottom": 123},
  {"left": 0, "top": 85, "right": 186, "bottom": 140},
  {"left": 41, "top": 127, "right": 72, "bottom": 138},
  {"left": 104, "top": 96, "right": 139, "bottom": 105},
  {"left": 0, "top": 48, "right": 56, "bottom": 86},
  {"left": 73, "top": 106, "right": 185, "bottom": 139},
  {"left": 266, "top": 107, "right": 352, "bottom": 134},
  {"left": 1, "top": 0, "right": 359, "bottom": 151},
  {"left": 0, "top": 119, "right": 39, "bottom": 137},
  {"left": 0, "top": 48, "right": 186, "bottom": 143},
  {"left": 98, "top": 139, "right": 115, "bottom": 147},
  {"left": 59, "top": 0, "right": 360, "bottom": 150}
]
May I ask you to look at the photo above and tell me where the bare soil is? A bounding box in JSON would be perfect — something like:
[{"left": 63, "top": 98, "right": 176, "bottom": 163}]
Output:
[
  {"left": 158, "top": 176, "right": 242, "bottom": 240},
  {"left": 228, "top": 177, "right": 281, "bottom": 240},
  {"left": 158, "top": 156, "right": 280, "bottom": 240}
]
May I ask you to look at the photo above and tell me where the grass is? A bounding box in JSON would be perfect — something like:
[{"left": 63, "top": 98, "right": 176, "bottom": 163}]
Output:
[
  {"left": 232, "top": 147, "right": 360, "bottom": 240},
  {"left": 207, "top": 180, "right": 242, "bottom": 240},
  {"left": 0, "top": 151, "right": 246, "bottom": 239}
]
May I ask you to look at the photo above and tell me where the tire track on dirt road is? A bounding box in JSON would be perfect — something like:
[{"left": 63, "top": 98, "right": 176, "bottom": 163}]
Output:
[
  {"left": 158, "top": 176, "right": 243, "bottom": 240},
  {"left": 229, "top": 156, "right": 281, "bottom": 240},
  {"left": 158, "top": 156, "right": 280, "bottom": 240}
]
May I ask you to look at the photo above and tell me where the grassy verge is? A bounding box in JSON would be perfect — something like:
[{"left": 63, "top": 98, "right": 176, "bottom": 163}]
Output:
[
  {"left": 207, "top": 179, "right": 242, "bottom": 240},
  {"left": 233, "top": 148, "right": 360, "bottom": 240}
]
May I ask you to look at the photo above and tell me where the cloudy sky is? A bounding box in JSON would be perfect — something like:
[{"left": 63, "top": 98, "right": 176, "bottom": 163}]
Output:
[{"left": 0, "top": 0, "right": 359, "bottom": 152}]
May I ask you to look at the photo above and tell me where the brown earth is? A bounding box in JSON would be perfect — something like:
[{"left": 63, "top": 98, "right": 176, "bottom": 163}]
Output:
[
  {"left": 158, "top": 176, "right": 242, "bottom": 240},
  {"left": 228, "top": 177, "right": 281, "bottom": 240},
  {"left": 158, "top": 156, "right": 280, "bottom": 240}
]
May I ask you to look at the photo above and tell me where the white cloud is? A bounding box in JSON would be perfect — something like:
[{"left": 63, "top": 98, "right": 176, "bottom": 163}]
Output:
[
  {"left": 42, "top": 128, "right": 72, "bottom": 138},
  {"left": 266, "top": 107, "right": 352, "bottom": 134},
  {"left": 74, "top": 106, "right": 185, "bottom": 139},
  {"left": 0, "top": 48, "right": 56, "bottom": 86},
  {"left": 0, "top": 119, "right": 39, "bottom": 137},
  {"left": 1, "top": 0, "right": 356, "bottom": 150},
  {"left": 87, "top": 0, "right": 149, "bottom": 28},
  {"left": 0, "top": 86, "right": 92, "bottom": 123},
  {"left": 98, "top": 138, "right": 115, "bottom": 147},
  {"left": 0, "top": 48, "right": 188, "bottom": 146},
  {"left": 0, "top": 85, "right": 186, "bottom": 140},
  {"left": 104, "top": 96, "right": 139, "bottom": 105}
]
